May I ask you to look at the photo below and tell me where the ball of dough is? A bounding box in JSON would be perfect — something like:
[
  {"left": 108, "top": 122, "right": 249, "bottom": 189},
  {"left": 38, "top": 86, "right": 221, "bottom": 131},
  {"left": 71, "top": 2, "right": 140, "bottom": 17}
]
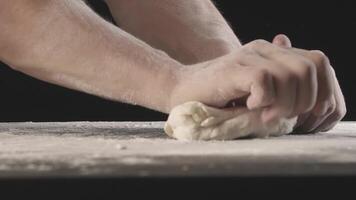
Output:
[{"left": 164, "top": 101, "right": 297, "bottom": 141}]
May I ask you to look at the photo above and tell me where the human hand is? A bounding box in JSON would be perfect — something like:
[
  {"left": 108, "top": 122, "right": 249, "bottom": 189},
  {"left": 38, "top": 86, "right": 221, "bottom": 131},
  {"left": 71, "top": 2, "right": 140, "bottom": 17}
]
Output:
[
  {"left": 169, "top": 37, "right": 346, "bottom": 129},
  {"left": 272, "top": 34, "right": 346, "bottom": 132}
]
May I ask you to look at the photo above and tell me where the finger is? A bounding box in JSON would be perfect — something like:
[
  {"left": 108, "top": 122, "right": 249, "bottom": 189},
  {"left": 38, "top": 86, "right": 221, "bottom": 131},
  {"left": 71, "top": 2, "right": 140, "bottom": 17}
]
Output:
[
  {"left": 293, "top": 112, "right": 311, "bottom": 132},
  {"left": 318, "top": 121, "right": 338, "bottom": 132},
  {"left": 237, "top": 46, "right": 297, "bottom": 121},
  {"left": 313, "top": 69, "right": 346, "bottom": 132},
  {"left": 312, "top": 104, "right": 338, "bottom": 132},
  {"left": 272, "top": 34, "right": 292, "bottom": 48},
  {"left": 291, "top": 49, "right": 335, "bottom": 117},
  {"left": 272, "top": 35, "right": 316, "bottom": 125},
  {"left": 220, "top": 64, "right": 277, "bottom": 109},
  {"left": 245, "top": 40, "right": 317, "bottom": 120},
  {"left": 239, "top": 67, "right": 277, "bottom": 110},
  {"left": 294, "top": 95, "right": 336, "bottom": 133},
  {"left": 271, "top": 35, "right": 318, "bottom": 118},
  {"left": 293, "top": 113, "right": 318, "bottom": 133}
]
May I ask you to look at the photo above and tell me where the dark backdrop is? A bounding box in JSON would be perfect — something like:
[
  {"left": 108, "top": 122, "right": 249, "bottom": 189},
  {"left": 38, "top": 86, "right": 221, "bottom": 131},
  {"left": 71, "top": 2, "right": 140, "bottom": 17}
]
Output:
[{"left": 0, "top": 1, "right": 355, "bottom": 122}]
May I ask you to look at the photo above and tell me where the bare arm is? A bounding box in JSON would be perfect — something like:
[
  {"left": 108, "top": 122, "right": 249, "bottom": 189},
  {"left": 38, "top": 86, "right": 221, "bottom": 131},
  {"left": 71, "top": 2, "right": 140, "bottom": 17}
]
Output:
[
  {"left": 0, "top": 1, "right": 345, "bottom": 133},
  {"left": 105, "top": 0, "right": 345, "bottom": 132},
  {"left": 105, "top": 0, "right": 241, "bottom": 64},
  {"left": 0, "top": 0, "right": 182, "bottom": 113}
]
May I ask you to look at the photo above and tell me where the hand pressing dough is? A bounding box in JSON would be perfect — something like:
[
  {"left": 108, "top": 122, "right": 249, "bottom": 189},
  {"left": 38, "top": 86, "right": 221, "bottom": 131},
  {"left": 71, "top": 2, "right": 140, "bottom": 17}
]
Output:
[{"left": 164, "top": 101, "right": 297, "bottom": 141}]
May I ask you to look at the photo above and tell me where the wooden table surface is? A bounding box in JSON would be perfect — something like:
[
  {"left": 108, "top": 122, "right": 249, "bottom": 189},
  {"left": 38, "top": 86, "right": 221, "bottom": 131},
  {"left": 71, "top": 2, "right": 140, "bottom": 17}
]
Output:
[{"left": 0, "top": 121, "right": 356, "bottom": 178}]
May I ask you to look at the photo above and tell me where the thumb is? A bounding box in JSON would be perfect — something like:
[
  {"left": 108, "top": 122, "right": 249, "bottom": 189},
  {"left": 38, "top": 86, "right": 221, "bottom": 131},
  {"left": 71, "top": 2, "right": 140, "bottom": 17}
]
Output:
[{"left": 272, "top": 34, "right": 292, "bottom": 48}]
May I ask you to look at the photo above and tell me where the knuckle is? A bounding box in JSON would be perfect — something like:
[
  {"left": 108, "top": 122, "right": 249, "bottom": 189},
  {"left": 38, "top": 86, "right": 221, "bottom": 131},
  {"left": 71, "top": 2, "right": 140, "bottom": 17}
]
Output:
[
  {"left": 240, "top": 46, "right": 255, "bottom": 55},
  {"left": 324, "top": 90, "right": 335, "bottom": 102},
  {"left": 322, "top": 90, "right": 335, "bottom": 104},
  {"left": 284, "top": 71, "right": 298, "bottom": 84},
  {"left": 310, "top": 50, "right": 330, "bottom": 67},
  {"left": 310, "top": 50, "right": 326, "bottom": 56},
  {"left": 295, "top": 61, "right": 318, "bottom": 112},
  {"left": 325, "top": 101, "right": 337, "bottom": 116},
  {"left": 329, "top": 65, "right": 336, "bottom": 76},
  {"left": 333, "top": 108, "right": 346, "bottom": 120},
  {"left": 255, "top": 39, "right": 269, "bottom": 44},
  {"left": 339, "top": 106, "right": 347, "bottom": 118},
  {"left": 254, "top": 68, "right": 271, "bottom": 85},
  {"left": 242, "top": 43, "right": 254, "bottom": 52},
  {"left": 299, "top": 60, "right": 316, "bottom": 78},
  {"left": 250, "top": 39, "right": 269, "bottom": 48},
  {"left": 252, "top": 69, "right": 275, "bottom": 101}
]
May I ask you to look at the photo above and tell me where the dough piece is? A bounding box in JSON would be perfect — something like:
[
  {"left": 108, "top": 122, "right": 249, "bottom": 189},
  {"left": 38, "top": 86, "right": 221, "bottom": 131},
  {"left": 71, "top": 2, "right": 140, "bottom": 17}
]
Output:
[{"left": 164, "top": 101, "right": 297, "bottom": 141}]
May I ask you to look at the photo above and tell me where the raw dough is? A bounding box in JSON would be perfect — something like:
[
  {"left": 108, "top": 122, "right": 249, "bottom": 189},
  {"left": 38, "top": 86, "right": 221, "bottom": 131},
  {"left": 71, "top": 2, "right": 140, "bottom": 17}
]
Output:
[{"left": 164, "top": 101, "right": 297, "bottom": 141}]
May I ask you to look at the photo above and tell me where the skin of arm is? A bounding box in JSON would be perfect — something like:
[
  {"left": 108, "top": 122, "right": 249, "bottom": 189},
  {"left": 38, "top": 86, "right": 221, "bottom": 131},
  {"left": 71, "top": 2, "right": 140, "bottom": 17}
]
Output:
[
  {"left": 105, "top": 0, "right": 346, "bottom": 132},
  {"left": 0, "top": 1, "right": 345, "bottom": 133},
  {"left": 105, "top": 0, "right": 241, "bottom": 64},
  {"left": 0, "top": 0, "right": 182, "bottom": 113}
]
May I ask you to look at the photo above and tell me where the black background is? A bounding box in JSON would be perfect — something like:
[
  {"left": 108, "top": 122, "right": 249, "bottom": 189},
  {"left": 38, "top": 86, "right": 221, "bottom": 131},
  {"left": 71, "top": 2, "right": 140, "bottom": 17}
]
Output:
[{"left": 0, "top": 1, "right": 355, "bottom": 122}]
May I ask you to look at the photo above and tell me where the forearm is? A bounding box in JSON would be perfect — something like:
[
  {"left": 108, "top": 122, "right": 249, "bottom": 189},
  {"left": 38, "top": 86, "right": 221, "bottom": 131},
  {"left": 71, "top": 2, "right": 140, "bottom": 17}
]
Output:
[
  {"left": 0, "top": 0, "right": 181, "bottom": 113},
  {"left": 105, "top": 0, "right": 241, "bottom": 64}
]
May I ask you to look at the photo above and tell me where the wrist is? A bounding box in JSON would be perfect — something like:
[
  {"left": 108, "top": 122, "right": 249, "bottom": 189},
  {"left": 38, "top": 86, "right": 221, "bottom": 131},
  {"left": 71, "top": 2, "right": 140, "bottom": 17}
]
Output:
[
  {"left": 167, "top": 63, "right": 205, "bottom": 112},
  {"left": 155, "top": 55, "right": 185, "bottom": 113}
]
